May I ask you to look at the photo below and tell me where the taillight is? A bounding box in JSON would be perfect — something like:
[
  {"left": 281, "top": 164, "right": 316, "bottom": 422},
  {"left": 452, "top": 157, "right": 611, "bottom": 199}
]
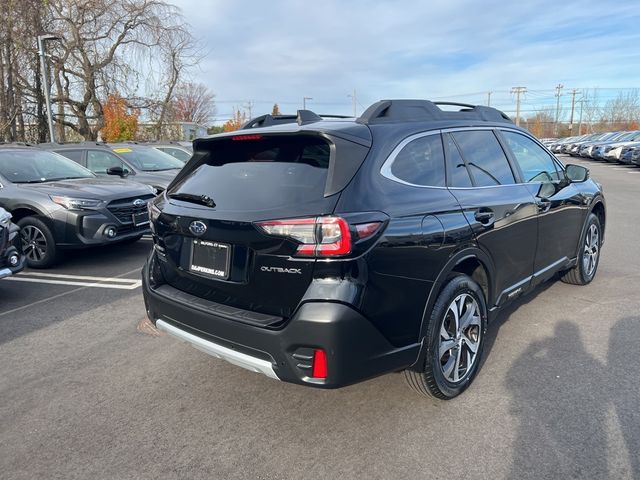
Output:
[
  {"left": 256, "top": 216, "right": 349, "bottom": 257},
  {"left": 257, "top": 216, "right": 382, "bottom": 258}
]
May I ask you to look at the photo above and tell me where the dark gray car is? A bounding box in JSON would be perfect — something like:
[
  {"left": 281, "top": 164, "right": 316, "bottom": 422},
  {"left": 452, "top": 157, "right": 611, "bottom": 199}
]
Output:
[
  {"left": 146, "top": 142, "right": 193, "bottom": 163},
  {"left": 40, "top": 143, "right": 183, "bottom": 194},
  {"left": 0, "top": 146, "right": 155, "bottom": 268}
]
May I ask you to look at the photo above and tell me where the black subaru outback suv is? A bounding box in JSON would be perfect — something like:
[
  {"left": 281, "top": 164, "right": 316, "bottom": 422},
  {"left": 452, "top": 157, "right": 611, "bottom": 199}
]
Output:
[{"left": 142, "top": 100, "right": 605, "bottom": 399}]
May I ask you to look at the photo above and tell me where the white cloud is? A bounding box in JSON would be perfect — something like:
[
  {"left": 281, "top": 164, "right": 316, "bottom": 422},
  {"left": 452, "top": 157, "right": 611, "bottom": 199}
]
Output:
[{"left": 171, "top": 0, "right": 640, "bottom": 119}]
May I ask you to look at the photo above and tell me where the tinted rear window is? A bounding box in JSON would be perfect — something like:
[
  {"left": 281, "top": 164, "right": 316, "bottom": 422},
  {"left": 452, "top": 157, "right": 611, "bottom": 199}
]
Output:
[
  {"left": 389, "top": 134, "right": 445, "bottom": 187},
  {"left": 168, "top": 136, "right": 332, "bottom": 211}
]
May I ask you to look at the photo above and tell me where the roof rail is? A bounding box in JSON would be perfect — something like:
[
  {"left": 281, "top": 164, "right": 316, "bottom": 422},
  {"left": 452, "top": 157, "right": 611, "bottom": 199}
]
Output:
[{"left": 356, "top": 99, "right": 512, "bottom": 125}]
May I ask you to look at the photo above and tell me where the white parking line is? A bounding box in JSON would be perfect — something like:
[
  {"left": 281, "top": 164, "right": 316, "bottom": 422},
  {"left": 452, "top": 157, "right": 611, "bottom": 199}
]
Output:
[
  {"left": 0, "top": 267, "right": 143, "bottom": 318},
  {"left": 5, "top": 272, "right": 141, "bottom": 290},
  {"left": 18, "top": 272, "right": 140, "bottom": 283}
]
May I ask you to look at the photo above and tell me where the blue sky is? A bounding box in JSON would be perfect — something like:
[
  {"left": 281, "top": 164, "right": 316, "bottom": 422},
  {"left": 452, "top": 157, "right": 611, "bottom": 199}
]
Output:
[{"left": 170, "top": 0, "right": 640, "bottom": 122}]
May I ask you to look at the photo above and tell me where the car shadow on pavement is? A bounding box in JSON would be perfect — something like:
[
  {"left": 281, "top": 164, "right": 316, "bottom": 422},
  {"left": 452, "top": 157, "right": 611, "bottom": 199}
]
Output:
[{"left": 506, "top": 316, "right": 640, "bottom": 479}]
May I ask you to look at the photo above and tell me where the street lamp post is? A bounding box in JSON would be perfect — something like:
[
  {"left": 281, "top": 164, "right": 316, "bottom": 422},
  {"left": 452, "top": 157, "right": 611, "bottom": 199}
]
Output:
[
  {"left": 37, "top": 34, "right": 61, "bottom": 143},
  {"left": 303, "top": 97, "right": 313, "bottom": 110}
]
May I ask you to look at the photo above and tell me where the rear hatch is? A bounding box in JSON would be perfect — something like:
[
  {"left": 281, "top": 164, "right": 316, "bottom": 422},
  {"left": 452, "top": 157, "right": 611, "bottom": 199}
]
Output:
[{"left": 154, "top": 130, "right": 371, "bottom": 321}]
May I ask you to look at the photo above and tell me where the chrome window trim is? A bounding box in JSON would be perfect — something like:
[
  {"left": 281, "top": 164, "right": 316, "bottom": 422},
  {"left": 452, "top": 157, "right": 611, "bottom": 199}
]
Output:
[
  {"left": 380, "top": 125, "right": 560, "bottom": 189},
  {"left": 379, "top": 130, "right": 443, "bottom": 188}
]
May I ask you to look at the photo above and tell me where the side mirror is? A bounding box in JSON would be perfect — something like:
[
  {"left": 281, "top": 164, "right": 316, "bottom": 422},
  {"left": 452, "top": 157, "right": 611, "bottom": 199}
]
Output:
[
  {"left": 566, "top": 164, "right": 589, "bottom": 183},
  {"left": 106, "top": 166, "right": 127, "bottom": 177},
  {"left": 537, "top": 181, "right": 558, "bottom": 199}
]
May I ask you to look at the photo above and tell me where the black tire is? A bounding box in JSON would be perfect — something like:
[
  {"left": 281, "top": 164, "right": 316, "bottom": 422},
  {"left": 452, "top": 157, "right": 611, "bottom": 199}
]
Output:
[
  {"left": 405, "top": 274, "right": 488, "bottom": 399},
  {"left": 17, "top": 216, "right": 59, "bottom": 269},
  {"left": 561, "top": 213, "right": 602, "bottom": 285}
]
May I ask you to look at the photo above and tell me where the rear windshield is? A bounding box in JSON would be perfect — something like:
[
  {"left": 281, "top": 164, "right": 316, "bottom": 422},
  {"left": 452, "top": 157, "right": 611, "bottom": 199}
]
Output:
[{"left": 168, "top": 135, "right": 331, "bottom": 211}]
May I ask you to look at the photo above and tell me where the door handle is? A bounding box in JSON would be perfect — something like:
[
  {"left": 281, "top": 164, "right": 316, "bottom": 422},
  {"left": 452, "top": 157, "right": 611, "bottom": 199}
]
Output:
[
  {"left": 537, "top": 199, "right": 552, "bottom": 213},
  {"left": 474, "top": 209, "right": 495, "bottom": 225}
]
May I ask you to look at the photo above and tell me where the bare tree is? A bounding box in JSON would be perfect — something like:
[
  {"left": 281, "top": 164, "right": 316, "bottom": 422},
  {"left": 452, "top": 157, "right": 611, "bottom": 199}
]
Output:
[
  {"left": 171, "top": 82, "right": 216, "bottom": 125},
  {"left": 44, "top": 0, "right": 199, "bottom": 140}
]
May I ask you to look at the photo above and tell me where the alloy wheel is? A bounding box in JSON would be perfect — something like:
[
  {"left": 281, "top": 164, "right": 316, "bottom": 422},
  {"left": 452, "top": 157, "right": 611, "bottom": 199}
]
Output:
[
  {"left": 438, "top": 293, "right": 482, "bottom": 383},
  {"left": 21, "top": 225, "right": 48, "bottom": 262},
  {"left": 583, "top": 223, "right": 599, "bottom": 277}
]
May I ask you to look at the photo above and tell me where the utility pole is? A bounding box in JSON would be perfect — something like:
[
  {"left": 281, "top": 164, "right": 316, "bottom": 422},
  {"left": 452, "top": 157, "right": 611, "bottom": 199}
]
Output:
[
  {"left": 487, "top": 91, "right": 492, "bottom": 107},
  {"left": 243, "top": 100, "right": 253, "bottom": 118},
  {"left": 303, "top": 96, "right": 313, "bottom": 110},
  {"left": 577, "top": 99, "right": 585, "bottom": 136},
  {"left": 568, "top": 88, "right": 580, "bottom": 135},
  {"left": 348, "top": 89, "right": 357, "bottom": 117},
  {"left": 37, "top": 34, "right": 61, "bottom": 143},
  {"left": 511, "top": 87, "right": 527, "bottom": 126},
  {"left": 554, "top": 83, "right": 564, "bottom": 135}
]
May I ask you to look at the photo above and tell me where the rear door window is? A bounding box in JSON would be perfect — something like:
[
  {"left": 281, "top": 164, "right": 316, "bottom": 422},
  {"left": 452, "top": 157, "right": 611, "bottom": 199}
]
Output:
[
  {"left": 387, "top": 134, "right": 445, "bottom": 187},
  {"left": 169, "top": 135, "right": 333, "bottom": 212},
  {"left": 444, "top": 133, "right": 473, "bottom": 187},
  {"left": 451, "top": 130, "right": 516, "bottom": 186},
  {"left": 55, "top": 149, "right": 84, "bottom": 165}
]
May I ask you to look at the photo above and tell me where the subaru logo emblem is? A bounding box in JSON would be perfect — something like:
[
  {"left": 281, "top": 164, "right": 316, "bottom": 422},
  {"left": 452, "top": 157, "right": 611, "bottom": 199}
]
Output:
[
  {"left": 133, "top": 198, "right": 145, "bottom": 207},
  {"left": 189, "top": 220, "right": 207, "bottom": 236}
]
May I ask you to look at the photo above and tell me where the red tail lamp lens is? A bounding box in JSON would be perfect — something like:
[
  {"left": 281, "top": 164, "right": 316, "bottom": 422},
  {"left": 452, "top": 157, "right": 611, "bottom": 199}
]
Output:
[
  {"left": 312, "top": 349, "right": 328, "bottom": 379},
  {"left": 355, "top": 221, "right": 382, "bottom": 240},
  {"left": 256, "top": 216, "right": 352, "bottom": 257}
]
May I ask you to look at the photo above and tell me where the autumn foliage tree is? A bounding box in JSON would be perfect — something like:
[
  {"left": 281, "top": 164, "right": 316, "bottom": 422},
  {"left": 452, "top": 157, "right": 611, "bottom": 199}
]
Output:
[
  {"left": 222, "top": 108, "right": 247, "bottom": 132},
  {"left": 101, "top": 94, "right": 138, "bottom": 141},
  {"left": 271, "top": 103, "right": 281, "bottom": 116}
]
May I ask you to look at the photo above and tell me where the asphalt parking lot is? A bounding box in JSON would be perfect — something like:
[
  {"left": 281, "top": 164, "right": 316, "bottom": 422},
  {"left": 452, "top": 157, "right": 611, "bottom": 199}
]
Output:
[{"left": 1, "top": 155, "right": 639, "bottom": 480}]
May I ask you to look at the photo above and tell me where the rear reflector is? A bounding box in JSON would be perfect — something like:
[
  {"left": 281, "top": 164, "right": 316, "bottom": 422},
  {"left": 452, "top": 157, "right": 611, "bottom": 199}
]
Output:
[{"left": 312, "top": 349, "right": 328, "bottom": 379}]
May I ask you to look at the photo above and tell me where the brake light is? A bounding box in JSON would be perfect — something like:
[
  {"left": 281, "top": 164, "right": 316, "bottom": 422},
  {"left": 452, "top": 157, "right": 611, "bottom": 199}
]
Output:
[
  {"left": 257, "top": 216, "right": 352, "bottom": 257},
  {"left": 231, "top": 134, "right": 263, "bottom": 141},
  {"left": 312, "top": 349, "right": 328, "bottom": 379}
]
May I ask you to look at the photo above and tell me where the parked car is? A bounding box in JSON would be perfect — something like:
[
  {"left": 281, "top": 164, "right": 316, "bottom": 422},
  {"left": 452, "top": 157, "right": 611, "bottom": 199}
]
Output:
[
  {"left": 630, "top": 146, "right": 640, "bottom": 166},
  {"left": 142, "top": 100, "right": 606, "bottom": 399},
  {"left": 577, "top": 131, "right": 626, "bottom": 158},
  {"left": 0, "top": 207, "right": 25, "bottom": 279},
  {"left": 566, "top": 132, "right": 613, "bottom": 156},
  {"left": 0, "top": 146, "right": 155, "bottom": 268},
  {"left": 40, "top": 142, "right": 184, "bottom": 194},
  {"left": 145, "top": 141, "right": 193, "bottom": 163},
  {"left": 620, "top": 143, "right": 640, "bottom": 165},
  {"left": 599, "top": 131, "right": 640, "bottom": 162}
]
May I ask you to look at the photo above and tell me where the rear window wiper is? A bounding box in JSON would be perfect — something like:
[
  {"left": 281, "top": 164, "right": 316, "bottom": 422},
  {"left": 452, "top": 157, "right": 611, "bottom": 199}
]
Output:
[{"left": 168, "top": 192, "right": 216, "bottom": 208}]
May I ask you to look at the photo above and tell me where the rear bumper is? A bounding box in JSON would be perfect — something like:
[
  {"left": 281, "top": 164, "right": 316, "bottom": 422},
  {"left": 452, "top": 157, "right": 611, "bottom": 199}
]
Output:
[
  {"left": 142, "top": 255, "right": 419, "bottom": 389},
  {"left": 155, "top": 319, "right": 279, "bottom": 380}
]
